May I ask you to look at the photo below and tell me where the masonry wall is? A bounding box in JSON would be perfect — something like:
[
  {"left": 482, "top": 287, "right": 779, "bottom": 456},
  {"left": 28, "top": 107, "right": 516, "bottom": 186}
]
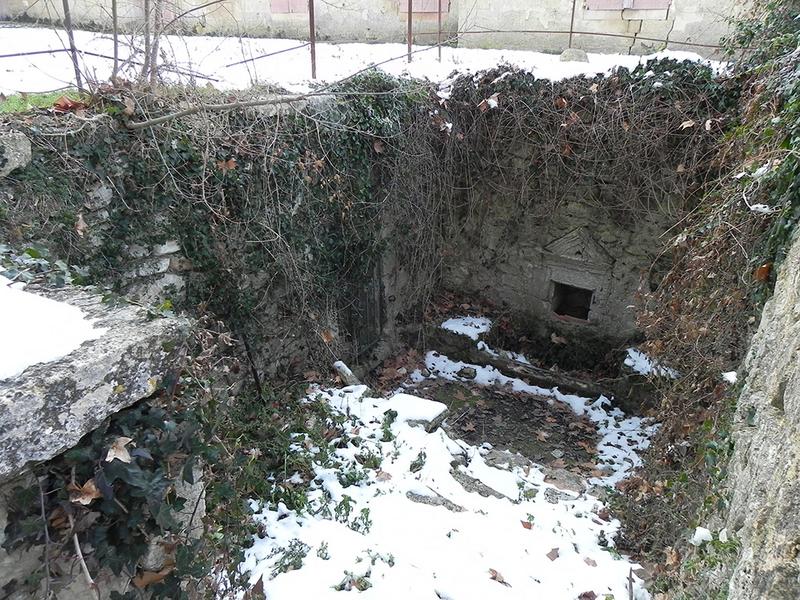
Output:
[
  {"left": 1, "top": 0, "right": 740, "bottom": 57},
  {"left": 443, "top": 195, "right": 671, "bottom": 342}
]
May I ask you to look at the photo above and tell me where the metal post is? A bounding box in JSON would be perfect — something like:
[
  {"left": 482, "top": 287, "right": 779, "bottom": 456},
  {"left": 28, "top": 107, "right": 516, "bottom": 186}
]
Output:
[
  {"left": 407, "top": 0, "right": 412, "bottom": 63},
  {"left": 568, "top": 0, "right": 577, "bottom": 49},
  {"left": 61, "top": 0, "right": 84, "bottom": 91},
  {"left": 309, "top": 0, "right": 317, "bottom": 79},
  {"left": 438, "top": 0, "right": 442, "bottom": 62}
]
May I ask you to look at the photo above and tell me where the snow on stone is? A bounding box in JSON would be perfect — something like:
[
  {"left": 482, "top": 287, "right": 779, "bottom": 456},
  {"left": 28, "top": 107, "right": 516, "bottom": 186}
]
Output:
[
  {"left": 441, "top": 316, "right": 492, "bottom": 340},
  {"left": 690, "top": 526, "right": 714, "bottom": 546},
  {"left": 0, "top": 25, "right": 720, "bottom": 95},
  {"left": 0, "top": 276, "right": 106, "bottom": 379},
  {"left": 422, "top": 352, "right": 657, "bottom": 486},
  {"left": 243, "top": 385, "right": 650, "bottom": 599},
  {"left": 624, "top": 348, "right": 679, "bottom": 379},
  {"left": 722, "top": 371, "right": 738, "bottom": 384}
]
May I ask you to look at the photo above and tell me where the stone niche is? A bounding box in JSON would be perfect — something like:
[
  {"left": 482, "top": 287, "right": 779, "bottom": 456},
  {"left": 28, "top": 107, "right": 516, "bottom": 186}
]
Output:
[
  {"left": 444, "top": 199, "right": 669, "bottom": 342},
  {"left": 538, "top": 228, "right": 614, "bottom": 325}
]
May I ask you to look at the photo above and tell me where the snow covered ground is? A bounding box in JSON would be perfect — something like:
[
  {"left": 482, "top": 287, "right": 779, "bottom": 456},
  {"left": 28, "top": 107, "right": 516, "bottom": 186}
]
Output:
[
  {"left": 243, "top": 384, "right": 651, "bottom": 600},
  {"left": 0, "top": 275, "right": 106, "bottom": 379},
  {"left": 242, "top": 315, "right": 658, "bottom": 598},
  {"left": 0, "top": 25, "right": 719, "bottom": 95}
]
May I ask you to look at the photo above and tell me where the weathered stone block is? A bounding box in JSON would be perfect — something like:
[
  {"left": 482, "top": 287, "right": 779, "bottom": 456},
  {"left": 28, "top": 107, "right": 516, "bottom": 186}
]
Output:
[
  {"left": 0, "top": 284, "right": 191, "bottom": 484},
  {"left": 0, "top": 132, "right": 32, "bottom": 178}
]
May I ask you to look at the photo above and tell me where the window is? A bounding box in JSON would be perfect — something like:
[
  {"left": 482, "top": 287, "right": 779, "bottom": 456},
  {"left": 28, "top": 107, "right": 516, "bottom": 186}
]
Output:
[
  {"left": 398, "top": 0, "right": 451, "bottom": 13},
  {"left": 271, "top": 0, "right": 308, "bottom": 14},
  {"left": 585, "top": 0, "right": 671, "bottom": 9},
  {"left": 552, "top": 282, "right": 593, "bottom": 321}
]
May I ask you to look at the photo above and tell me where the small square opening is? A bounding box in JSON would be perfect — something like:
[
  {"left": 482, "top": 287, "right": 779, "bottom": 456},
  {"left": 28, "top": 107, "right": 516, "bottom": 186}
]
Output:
[{"left": 552, "top": 282, "right": 593, "bottom": 321}]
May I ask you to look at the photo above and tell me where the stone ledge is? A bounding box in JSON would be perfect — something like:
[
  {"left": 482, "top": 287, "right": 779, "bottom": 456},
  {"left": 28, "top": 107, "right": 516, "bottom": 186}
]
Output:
[{"left": 0, "top": 284, "right": 191, "bottom": 484}]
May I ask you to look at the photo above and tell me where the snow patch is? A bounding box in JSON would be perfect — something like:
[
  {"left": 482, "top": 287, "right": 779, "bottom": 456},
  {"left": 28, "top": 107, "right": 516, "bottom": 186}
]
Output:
[
  {"left": 0, "top": 276, "right": 106, "bottom": 379},
  {"left": 624, "top": 348, "right": 679, "bottom": 379},
  {"left": 243, "top": 385, "right": 651, "bottom": 599},
  {"left": 441, "top": 316, "right": 492, "bottom": 340}
]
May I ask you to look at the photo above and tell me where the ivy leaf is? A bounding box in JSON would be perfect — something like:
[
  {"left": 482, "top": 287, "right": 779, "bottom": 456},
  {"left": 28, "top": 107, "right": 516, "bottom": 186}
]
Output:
[
  {"left": 181, "top": 456, "right": 196, "bottom": 484},
  {"left": 67, "top": 478, "right": 103, "bottom": 505},
  {"left": 105, "top": 437, "right": 133, "bottom": 463},
  {"left": 131, "top": 448, "right": 153, "bottom": 461}
]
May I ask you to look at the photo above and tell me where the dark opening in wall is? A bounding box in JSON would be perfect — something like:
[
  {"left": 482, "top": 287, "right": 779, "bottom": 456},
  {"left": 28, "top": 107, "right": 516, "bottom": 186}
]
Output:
[{"left": 552, "top": 282, "right": 593, "bottom": 321}]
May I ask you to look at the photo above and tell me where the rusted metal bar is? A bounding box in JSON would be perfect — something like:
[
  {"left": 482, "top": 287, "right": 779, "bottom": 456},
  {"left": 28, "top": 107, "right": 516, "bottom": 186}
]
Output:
[
  {"left": 60, "top": 0, "right": 84, "bottom": 91},
  {"left": 438, "top": 0, "right": 442, "bottom": 62},
  {"left": 309, "top": 0, "right": 317, "bottom": 79},
  {"left": 569, "top": 0, "right": 577, "bottom": 49},
  {"left": 407, "top": 0, "right": 413, "bottom": 63}
]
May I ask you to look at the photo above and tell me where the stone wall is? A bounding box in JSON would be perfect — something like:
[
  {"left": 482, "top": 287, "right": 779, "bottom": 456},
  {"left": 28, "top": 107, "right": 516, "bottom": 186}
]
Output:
[
  {"left": 0, "top": 0, "right": 739, "bottom": 57},
  {"left": 722, "top": 230, "right": 800, "bottom": 600},
  {"left": 443, "top": 196, "right": 670, "bottom": 343}
]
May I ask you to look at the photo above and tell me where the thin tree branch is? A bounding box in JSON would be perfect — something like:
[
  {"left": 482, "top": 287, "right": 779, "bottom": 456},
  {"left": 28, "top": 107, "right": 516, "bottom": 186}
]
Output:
[{"left": 67, "top": 513, "right": 100, "bottom": 600}]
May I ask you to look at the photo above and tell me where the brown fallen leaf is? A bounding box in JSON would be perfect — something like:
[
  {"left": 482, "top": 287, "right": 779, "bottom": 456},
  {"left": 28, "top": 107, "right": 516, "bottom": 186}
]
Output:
[
  {"left": 216, "top": 158, "right": 237, "bottom": 172},
  {"left": 67, "top": 479, "right": 103, "bottom": 505},
  {"left": 578, "top": 592, "right": 597, "bottom": 600},
  {"left": 536, "top": 430, "right": 550, "bottom": 442},
  {"left": 376, "top": 470, "right": 392, "bottom": 482},
  {"left": 554, "top": 97, "right": 568, "bottom": 110},
  {"left": 321, "top": 329, "right": 336, "bottom": 344},
  {"left": 462, "top": 421, "right": 476, "bottom": 432},
  {"left": 680, "top": 119, "right": 696, "bottom": 130},
  {"left": 105, "top": 436, "right": 133, "bottom": 463},
  {"left": 584, "top": 557, "right": 597, "bottom": 567},
  {"left": 546, "top": 547, "right": 560, "bottom": 561},
  {"left": 53, "top": 95, "right": 88, "bottom": 113},
  {"left": 133, "top": 565, "right": 175, "bottom": 589},
  {"left": 123, "top": 96, "right": 135, "bottom": 116},
  {"left": 754, "top": 262, "right": 772, "bottom": 282},
  {"left": 488, "top": 568, "right": 511, "bottom": 587},
  {"left": 75, "top": 212, "right": 88, "bottom": 237},
  {"left": 521, "top": 520, "right": 533, "bottom": 530}
]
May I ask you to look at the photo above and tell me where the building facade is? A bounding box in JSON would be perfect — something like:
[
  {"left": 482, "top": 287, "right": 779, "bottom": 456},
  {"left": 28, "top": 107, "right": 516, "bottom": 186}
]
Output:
[{"left": 2, "top": 0, "right": 743, "bottom": 57}]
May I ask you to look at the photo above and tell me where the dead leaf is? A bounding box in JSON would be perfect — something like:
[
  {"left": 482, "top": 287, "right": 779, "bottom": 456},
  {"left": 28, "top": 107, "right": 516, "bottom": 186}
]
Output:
[
  {"left": 754, "top": 262, "right": 772, "bottom": 282},
  {"left": 521, "top": 520, "right": 533, "bottom": 530},
  {"left": 373, "top": 139, "right": 385, "bottom": 154},
  {"left": 251, "top": 574, "right": 265, "bottom": 597},
  {"left": 67, "top": 479, "right": 102, "bottom": 505},
  {"left": 546, "top": 547, "right": 560, "bottom": 561},
  {"left": 676, "top": 163, "right": 686, "bottom": 173},
  {"left": 488, "top": 568, "right": 511, "bottom": 587},
  {"left": 462, "top": 421, "right": 476, "bottom": 432},
  {"left": 376, "top": 470, "right": 392, "bottom": 482},
  {"left": 621, "top": 120, "right": 630, "bottom": 132},
  {"left": 680, "top": 119, "right": 696, "bottom": 130},
  {"left": 303, "top": 370, "right": 322, "bottom": 381},
  {"left": 105, "top": 436, "right": 133, "bottom": 463},
  {"left": 133, "top": 565, "right": 175, "bottom": 589},
  {"left": 560, "top": 143, "right": 573, "bottom": 157},
  {"left": 664, "top": 546, "right": 681, "bottom": 568},
  {"left": 550, "top": 332, "right": 567, "bottom": 345},
  {"left": 578, "top": 592, "right": 597, "bottom": 600},
  {"left": 321, "top": 329, "right": 336, "bottom": 344},
  {"left": 53, "top": 95, "right": 88, "bottom": 113},
  {"left": 123, "top": 97, "right": 135, "bottom": 116},
  {"left": 554, "top": 97, "right": 568, "bottom": 110},
  {"left": 589, "top": 83, "right": 599, "bottom": 94},
  {"left": 536, "top": 430, "right": 549, "bottom": 442},
  {"left": 75, "top": 212, "right": 88, "bottom": 237},
  {"left": 584, "top": 557, "right": 597, "bottom": 567},
  {"left": 216, "top": 158, "right": 237, "bottom": 172}
]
